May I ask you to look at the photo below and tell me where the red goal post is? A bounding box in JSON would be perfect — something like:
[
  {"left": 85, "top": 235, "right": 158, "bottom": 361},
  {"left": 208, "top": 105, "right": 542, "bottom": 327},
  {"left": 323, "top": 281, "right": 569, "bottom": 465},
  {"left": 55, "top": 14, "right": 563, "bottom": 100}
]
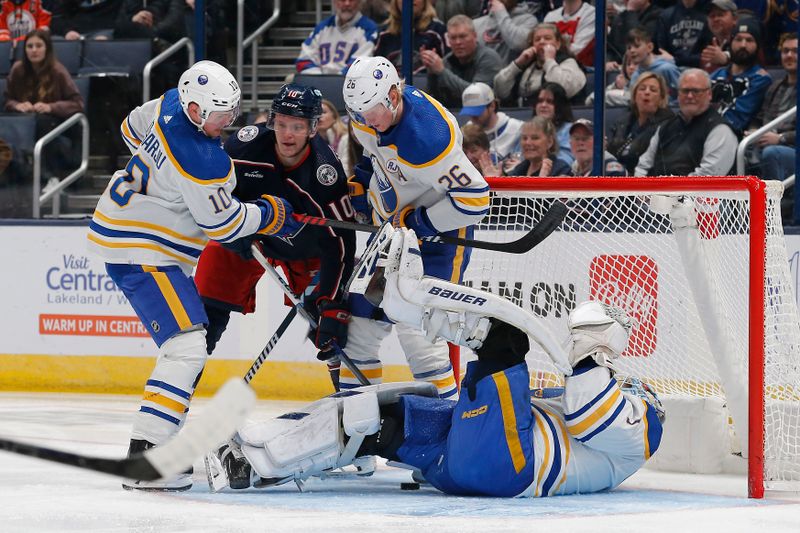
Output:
[{"left": 465, "top": 176, "right": 800, "bottom": 498}]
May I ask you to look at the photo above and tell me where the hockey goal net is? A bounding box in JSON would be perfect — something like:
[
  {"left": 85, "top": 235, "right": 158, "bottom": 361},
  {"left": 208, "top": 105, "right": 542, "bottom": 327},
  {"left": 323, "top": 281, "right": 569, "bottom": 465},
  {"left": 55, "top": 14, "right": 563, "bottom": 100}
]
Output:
[{"left": 463, "top": 177, "right": 800, "bottom": 498}]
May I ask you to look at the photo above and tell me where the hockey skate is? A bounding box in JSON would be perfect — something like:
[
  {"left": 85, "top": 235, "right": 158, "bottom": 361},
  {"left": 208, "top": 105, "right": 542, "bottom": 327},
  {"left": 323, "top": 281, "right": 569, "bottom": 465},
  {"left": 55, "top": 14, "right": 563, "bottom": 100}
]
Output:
[{"left": 122, "top": 439, "right": 193, "bottom": 491}]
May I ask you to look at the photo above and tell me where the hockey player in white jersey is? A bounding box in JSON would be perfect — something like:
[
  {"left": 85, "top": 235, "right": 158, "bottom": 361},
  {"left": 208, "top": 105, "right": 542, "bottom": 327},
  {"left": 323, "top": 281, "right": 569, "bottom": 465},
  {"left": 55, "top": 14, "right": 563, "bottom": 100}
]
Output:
[
  {"left": 341, "top": 56, "right": 490, "bottom": 398},
  {"left": 208, "top": 227, "right": 664, "bottom": 496},
  {"left": 87, "top": 60, "right": 304, "bottom": 491}
]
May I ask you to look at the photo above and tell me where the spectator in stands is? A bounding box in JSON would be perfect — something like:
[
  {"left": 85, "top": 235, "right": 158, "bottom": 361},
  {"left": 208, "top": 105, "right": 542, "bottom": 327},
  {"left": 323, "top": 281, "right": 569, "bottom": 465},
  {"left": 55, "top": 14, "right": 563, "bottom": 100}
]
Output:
[
  {"left": 374, "top": 0, "right": 447, "bottom": 74},
  {"left": 423, "top": 14, "right": 503, "bottom": 108},
  {"left": 459, "top": 82, "right": 523, "bottom": 170},
  {"left": 0, "top": 0, "right": 51, "bottom": 42},
  {"left": 568, "top": 118, "right": 627, "bottom": 177},
  {"left": 461, "top": 122, "right": 501, "bottom": 177},
  {"left": 50, "top": 0, "right": 120, "bottom": 40},
  {"left": 635, "top": 68, "right": 737, "bottom": 176},
  {"left": 4, "top": 28, "right": 83, "bottom": 187},
  {"left": 472, "top": 0, "right": 539, "bottom": 65},
  {"left": 531, "top": 81, "right": 574, "bottom": 165},
  {"left": 626, "top": 27, "right": 681, "bottom": 103},
  {"left": 295, "top": 0, "right": 378, "bottom": 75},
  {"left": 361, "top": 0, "right": 390, "bottom": 25},
  {"left": 709, "top": 20, "right": 771, "bottom": 135},
  {"left": 434, "top": 0, "right": 484, "bottom": 23},
  {"left": 543, "top": 0, "right": 595, "bottom": 67},
  {"left": 747, "top": 34, "right": 796, "bottom": 189},
  {"left": 507, "top": 116, "right": 572, "bottom": 176},
  {"left": 115, "top": 0, "right": 185, "bottom": 46},
  {"left": 587, "top": 50, "right": 640, "bottom": 106},
  {"left": 493, "top": 22, "right": 586, "bottom": 105},
  {"left": 607, "top": 71, "right": 673, "bottom": 175},
  {"left": 607, "top": 0, "right": 663, "bottom": 65},
  {"left": 654, "top": 0, "right": 707, "bottom": 68},
  {"left": 698, "top": 0, "right": 738, "bottom": 72},
  {"left": 317, "top": 99, "right": 352, "bottom": 174}
]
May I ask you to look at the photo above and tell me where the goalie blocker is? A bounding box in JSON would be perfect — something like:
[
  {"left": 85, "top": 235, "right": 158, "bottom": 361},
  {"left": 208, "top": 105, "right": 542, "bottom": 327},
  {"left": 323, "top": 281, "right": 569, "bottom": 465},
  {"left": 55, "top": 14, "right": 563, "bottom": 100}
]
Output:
[{"left": 208, "top": 228, "right": 665, "bottom": 497}]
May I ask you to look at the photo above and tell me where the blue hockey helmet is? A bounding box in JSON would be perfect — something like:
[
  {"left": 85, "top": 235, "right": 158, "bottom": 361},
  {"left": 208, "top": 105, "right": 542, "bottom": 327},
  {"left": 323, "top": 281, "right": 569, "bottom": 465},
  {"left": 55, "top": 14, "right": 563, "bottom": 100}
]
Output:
[{"left": 268, "top": 83, "right": 324, "bottom": 134}]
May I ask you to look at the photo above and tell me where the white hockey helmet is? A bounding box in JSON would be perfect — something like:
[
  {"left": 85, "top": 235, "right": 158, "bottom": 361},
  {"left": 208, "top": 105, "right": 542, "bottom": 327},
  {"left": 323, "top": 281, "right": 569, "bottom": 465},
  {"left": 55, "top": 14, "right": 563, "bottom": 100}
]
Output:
[
  {"left": 178, "top": 60, "right": 241, "bottom": 132},
  {"left": 343, "top": 56, "right": 402, "bottom": 124}
]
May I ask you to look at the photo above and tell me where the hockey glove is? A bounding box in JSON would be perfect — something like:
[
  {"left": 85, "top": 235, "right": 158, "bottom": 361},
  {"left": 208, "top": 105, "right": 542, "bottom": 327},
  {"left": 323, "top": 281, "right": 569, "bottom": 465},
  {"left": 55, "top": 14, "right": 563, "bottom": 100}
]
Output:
[
  {"left": 347, "top": 176, "right": 372, "bottom": 224},
  {"left": 219, "top": 234, "right": 256, "bottom": 259},
  {"left": 391, "top": 206, "right": 437, "bottom": 238},
  {"left": 312, "top": 298, "right": 351, "bottom": 355},
  {"left": 255, "top": 195, "right": 304, "bottom": 238}
]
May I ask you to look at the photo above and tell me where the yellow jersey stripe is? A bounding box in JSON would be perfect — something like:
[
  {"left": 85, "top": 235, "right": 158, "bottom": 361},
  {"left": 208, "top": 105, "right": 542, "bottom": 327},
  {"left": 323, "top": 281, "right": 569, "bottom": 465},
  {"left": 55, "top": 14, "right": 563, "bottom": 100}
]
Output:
[
  {"left": 121, "top": 118, "right": 141, "bottom": 147},
  {"left": 492, "top": 372, "right": 526, "bottom": 474},
  {"left": 144, "top": 391, "right": 188, "bottom": 414},
  {"left": 393, "top": 92, "right": 456, "bottom": 169},
  {"left": 449, "top": 227, "right": 467, "bottom": 283},
  {"left": 568, "top": 388, "right": 622, "bottom": 436},
  {"left": 532, "top": 409, "right": 551, "bottom": 496},
  {"left": 340, "top": 367, "right": 383, "bottom": 380},
  {"left": 543, "top": 406, "right": 571, "bottom": 495},
  {"left": 455, "top": 195, "right": 490, "bottom": 207},
  {"left": 428, "top": 374, "right": 456, "bottom": 390},
  {"left": 641, "top": 399, "right": 651, "bottom": 459},
  {"left": 150, "top": 271, "right": 192, "bottom": 330},
  {"left": 94, "top": 210, "right": 207, "bottom": 246},
  {"left": 87, "top": 234, "right": 196, "bottom": 266},
  {"left": 154, "top": 112, "right": 233, "bottom": 185},
  {"left": 205, "top": 208, "right": 246, "bottom": 239}
]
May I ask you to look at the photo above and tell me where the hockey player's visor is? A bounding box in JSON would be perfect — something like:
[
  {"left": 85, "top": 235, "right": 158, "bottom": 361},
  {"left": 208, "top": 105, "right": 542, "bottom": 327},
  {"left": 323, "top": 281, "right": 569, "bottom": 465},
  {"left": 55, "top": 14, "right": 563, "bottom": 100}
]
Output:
[
  {"left": 206, "top": 106, "right": 240, "bottom": 129},
  {"left": 346, "top": 102, "right": 384, "bottom": 126}
]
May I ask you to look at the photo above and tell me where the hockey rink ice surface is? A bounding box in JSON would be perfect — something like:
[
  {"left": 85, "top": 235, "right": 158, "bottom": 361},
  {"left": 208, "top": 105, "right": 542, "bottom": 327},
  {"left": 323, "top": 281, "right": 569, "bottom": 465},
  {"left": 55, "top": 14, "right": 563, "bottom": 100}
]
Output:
[{"left": 1, "top": 393, "right": 799, "bottom": 533}]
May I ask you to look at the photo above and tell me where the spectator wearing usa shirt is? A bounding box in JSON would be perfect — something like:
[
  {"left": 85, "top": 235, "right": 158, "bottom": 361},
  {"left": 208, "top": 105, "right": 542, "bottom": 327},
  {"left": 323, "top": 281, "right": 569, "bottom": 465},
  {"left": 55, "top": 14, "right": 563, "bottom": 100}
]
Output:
[{"left": 295, "top": 0, "right": 378, "bottom": 75}]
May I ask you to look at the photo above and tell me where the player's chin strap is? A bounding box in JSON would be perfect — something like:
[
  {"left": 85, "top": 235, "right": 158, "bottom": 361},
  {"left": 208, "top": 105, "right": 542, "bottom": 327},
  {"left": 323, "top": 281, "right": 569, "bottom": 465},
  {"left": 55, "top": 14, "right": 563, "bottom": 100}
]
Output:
[{"left": 353, "top": 227, "right": 572, "bottom": 376}]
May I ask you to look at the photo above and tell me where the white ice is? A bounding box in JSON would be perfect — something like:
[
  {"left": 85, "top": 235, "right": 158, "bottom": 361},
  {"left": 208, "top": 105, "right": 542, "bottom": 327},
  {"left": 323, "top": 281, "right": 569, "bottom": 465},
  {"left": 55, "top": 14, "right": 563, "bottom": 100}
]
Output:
[{"left": 1, "top": 392, "right": 799, "bottom": 533}]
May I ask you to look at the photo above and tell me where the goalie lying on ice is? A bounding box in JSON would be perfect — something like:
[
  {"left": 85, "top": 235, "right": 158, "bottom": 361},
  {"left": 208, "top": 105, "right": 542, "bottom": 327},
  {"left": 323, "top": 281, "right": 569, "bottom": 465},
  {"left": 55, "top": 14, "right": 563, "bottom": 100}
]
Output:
[{"left": 210, "top": 228, "right": 665, "bottom": 497}]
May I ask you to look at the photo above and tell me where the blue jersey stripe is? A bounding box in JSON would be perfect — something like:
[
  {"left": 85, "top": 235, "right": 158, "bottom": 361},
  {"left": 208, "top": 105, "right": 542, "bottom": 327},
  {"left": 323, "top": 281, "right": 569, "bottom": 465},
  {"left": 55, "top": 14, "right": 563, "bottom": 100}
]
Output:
[
  {"left": 197, "top": 202, "right": 244, "bottom": 230},
  {"left": 532, "top": 404, "right": 562, "bottom": 496},
  {"left": 139, "top": 406, "right": 181, "bottom": 425},
  {"left": 89, "top": 221, "right": 202, "bottom": 258},
  {"left": 577, "top": 399, "right": 627, "bottom": 443},
  {"left": 564, "top": 379, "right": 617, "bottom": 421},
  {"left": 145, "top": 379, "right": 192, "bottom": 400},
  {"left": 413, "top": 362, "right": 453, "bottom": 380}
]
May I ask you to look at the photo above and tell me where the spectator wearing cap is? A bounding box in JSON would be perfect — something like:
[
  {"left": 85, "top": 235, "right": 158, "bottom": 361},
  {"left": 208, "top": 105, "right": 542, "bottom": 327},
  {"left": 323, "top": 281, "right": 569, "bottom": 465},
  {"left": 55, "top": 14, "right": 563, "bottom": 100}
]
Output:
[
  {"left": 698, "top": 0, "right": 739, "bottom": 72},
  {"left": 635, "top": 68, "right": 737, "bottom": 177},
  {"left": 569, "top": 119, "right": 626, "bottom": 177},
  {"left": 654, "top": 0, "right": 708, "bottom": 68},
  {"left": 627, "top": 27, "right": 681, "bottom": 103},
  {"left": 460, "top": 82, "right": 524, "bottom": 170},
  {"left": 709, "top": 20, "right": 772, "bottom": 135},
  {"left": 494, "top": 22, "right": 586, "bottom": 107},
  {"left": 747, "top": 33, "right": 797, "bottom": 220},
  {"left": 472, "top": 0, "right": 539, "bottom": 65},
  {"left": 424, "top": 14, "right": 503, "bottom": 109}
]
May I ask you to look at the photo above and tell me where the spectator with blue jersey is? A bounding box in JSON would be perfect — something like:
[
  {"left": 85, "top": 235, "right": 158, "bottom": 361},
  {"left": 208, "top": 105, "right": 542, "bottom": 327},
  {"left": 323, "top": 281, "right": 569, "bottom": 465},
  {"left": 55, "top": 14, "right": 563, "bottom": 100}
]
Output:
[
  {"left": 709, "top": 20, "right": 772, "bottom": 135},
  {"left": 295, "top": 0, "right": 378, "bottom": 75}
]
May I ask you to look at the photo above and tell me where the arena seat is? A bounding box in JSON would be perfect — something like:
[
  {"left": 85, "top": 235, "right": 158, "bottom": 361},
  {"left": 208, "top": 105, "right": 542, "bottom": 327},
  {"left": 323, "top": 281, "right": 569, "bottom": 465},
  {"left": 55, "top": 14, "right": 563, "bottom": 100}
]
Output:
[
  {"left": 0, "top": 113, "right": 37, "bottom": 152},
  {"left": 54, "top": 40, "right": 83, "bottom": 75},
  {"left": 0, "top": 78, "right": 6, "bottom": 109},
  {"left": 79, "top": 39, "right": 152, "bottom": 77},
  {"left": 294, "top": 74, "right": 346, "bottom": 111},
  {"left": 74, "top": 77, "right": 90, "bottom": 108},
  {"left": 0, "top": 41, "right": 12, "bottom": 76}
]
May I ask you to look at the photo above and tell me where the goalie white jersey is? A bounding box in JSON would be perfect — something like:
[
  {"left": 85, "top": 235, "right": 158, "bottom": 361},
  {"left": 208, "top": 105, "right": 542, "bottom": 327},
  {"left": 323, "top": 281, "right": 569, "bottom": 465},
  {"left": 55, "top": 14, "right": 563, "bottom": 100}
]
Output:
[
  {"left": 87, "top": 89, "right": 263, "bottom": 273},
  {"left": 350, "top": 86, "right": 489, "bottom": 232}
]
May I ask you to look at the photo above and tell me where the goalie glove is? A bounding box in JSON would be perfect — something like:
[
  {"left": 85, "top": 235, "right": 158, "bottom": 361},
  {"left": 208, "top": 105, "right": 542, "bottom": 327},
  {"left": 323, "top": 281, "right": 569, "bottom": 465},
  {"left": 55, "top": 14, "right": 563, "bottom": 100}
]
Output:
[{"left": 566, "top": 301, "right": 632, "bottom": 371}]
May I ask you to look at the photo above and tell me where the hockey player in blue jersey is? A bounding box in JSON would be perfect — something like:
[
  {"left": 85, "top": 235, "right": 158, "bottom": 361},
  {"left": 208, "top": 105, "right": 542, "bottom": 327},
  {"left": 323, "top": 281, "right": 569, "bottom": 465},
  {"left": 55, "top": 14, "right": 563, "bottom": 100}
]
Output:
[
  {"left": 207, "top": 227, "right": 665, "bottom": 497},
  {"left": 87, "top": 60, "right": 305, "bottom": 491},
  {"left": 339, "top": 55, "right": 490, "bottom": 398}
]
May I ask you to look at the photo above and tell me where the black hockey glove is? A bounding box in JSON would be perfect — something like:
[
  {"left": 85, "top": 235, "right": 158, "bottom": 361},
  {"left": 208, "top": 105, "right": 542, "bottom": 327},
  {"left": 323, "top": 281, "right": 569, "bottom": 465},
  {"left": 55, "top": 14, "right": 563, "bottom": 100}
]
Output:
[
  {"left": 310, "top": 298, "right": 351, "bottom": 357},
  {"left": 220, "top": 235, "right": 256, "bottom": 260}
]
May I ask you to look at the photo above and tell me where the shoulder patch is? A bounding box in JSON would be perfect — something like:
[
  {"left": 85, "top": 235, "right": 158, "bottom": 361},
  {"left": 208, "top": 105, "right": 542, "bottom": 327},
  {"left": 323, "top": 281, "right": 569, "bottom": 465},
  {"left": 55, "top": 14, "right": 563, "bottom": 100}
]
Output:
[
  {"left": 237, "top": 125, "right": 259, "bottom": 142},
  {"left": 317, "top": 164, "right": 338, "bottom": 186}
]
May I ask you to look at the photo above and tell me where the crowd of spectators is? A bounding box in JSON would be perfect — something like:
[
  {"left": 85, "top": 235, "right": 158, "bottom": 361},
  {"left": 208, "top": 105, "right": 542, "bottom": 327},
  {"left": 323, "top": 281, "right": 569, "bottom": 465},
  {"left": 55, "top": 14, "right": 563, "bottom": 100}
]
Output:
[{"left": 2, "top": 0, "right": 800, "bottom": 224}]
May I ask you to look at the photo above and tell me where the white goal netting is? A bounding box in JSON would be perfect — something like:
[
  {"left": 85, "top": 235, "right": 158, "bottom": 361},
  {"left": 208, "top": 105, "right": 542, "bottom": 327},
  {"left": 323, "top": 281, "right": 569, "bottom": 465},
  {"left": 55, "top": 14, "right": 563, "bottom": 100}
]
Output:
[{"left": 463, "top": 177, "right": 800, "bottom": 494}]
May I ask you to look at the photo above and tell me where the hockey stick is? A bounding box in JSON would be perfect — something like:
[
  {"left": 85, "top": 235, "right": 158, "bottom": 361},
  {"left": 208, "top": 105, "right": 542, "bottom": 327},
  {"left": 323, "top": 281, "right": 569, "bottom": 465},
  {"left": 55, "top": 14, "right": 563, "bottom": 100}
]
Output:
[
  {"left": 243, "top": 305, "right": 298, "bottom": 384},
  {"left": 251, "top": 244, "right": 371, "bottom": 386},
  {"left": 0, "top": 378, "right": 255, "bottom": 481},
  {"left": 292, "top": 201, "right": 567, "bottom": 254}
]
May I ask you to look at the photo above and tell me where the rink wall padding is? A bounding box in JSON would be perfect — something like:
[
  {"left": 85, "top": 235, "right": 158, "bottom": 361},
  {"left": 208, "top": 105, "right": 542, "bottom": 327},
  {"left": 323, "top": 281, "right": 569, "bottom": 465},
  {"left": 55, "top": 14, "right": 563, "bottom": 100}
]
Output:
[{"left": 0, "top": 354, "right": 414, "bottom": 399}]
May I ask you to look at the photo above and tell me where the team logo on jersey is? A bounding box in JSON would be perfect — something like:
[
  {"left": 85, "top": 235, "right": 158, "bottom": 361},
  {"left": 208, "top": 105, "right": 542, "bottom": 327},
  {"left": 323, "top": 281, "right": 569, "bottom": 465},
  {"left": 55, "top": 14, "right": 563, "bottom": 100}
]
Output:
[
  {"left": 386, "top": 159, "right": 400, "bottom": 174},
  {"left": 317, "top": 164, "right": 338, "bottom": 186},
  {"left": 237, "top": 125, "right": 259, "bottom": 142},
  {"left": 198, "top": 75, "right": 208, "bottom": 85}
]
